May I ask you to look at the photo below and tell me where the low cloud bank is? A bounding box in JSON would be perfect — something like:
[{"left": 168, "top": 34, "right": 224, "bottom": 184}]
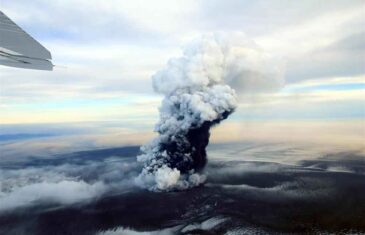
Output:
[{"left": 0, "top": 154, "right": 141, "bottom": 212}]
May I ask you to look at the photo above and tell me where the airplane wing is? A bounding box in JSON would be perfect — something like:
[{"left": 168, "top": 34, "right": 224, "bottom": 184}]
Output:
[{"left": 0, "top": 10, "right": 53, "bottom": 71}]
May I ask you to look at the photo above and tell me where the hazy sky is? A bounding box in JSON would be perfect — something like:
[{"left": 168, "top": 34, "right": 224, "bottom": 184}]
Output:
[{"left": 0, "top": 0, "right": 364, "bottom": 144}]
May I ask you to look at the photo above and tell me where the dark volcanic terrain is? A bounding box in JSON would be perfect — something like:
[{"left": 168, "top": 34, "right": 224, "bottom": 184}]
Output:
[{"left": 0, "top": 144, "right": 364, "bottom": 234}]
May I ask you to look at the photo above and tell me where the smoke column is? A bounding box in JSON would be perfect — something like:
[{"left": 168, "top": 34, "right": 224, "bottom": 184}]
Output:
[{"left": 136, "top": 33, "right": 284, "bottom": 191}]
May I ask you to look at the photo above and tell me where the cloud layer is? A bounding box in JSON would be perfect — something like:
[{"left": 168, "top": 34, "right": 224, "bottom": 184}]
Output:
[{"left": 0, "top": 0, "right": 364, "bottom": 124}]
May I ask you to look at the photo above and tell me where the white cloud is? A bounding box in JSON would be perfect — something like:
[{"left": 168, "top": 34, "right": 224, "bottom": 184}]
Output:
[
  {"left": 0, "top": 154, "right": 142, "bottom": 212},
  {"left": 285, "top": 75, "right": 365, "bottom": 89},
  {"left": 97, "top": 226, "right": 178, "bottom": 235},
  {"left": 0, "top": 180, "right": 107, "bottom": 211},
  {"left": 255, "top": 7, "right": 364, "bottom": 57}
]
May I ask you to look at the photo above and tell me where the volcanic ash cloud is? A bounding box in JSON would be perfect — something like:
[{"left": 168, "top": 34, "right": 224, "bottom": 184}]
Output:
[{"left": 136, "top": 33, "right": 284, "bottom": 191}]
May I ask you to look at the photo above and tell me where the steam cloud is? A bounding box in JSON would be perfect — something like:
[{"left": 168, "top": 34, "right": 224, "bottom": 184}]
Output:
[{"left": 136, "top": 33, "right": 284, "bottom": 191}]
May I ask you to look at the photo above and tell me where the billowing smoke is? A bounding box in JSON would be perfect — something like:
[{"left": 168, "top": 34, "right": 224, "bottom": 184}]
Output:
[{"left": 136, "top": 33, "right": 285, "bottom": 191}]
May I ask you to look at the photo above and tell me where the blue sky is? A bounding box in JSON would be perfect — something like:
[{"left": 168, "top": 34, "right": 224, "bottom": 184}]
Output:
[{"left": 0, "top": 0, "right": 364, "bottom": 146}]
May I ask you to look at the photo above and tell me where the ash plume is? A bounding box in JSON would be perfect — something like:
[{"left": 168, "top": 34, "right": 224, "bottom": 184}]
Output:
[{"left": 136, "top": 33, "right": 284, "bottom": 191}]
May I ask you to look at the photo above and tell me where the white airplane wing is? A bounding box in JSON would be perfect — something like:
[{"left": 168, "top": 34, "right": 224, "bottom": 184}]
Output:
[{"left": 0, "top": 10, "right": 53, "bottom": 70}]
